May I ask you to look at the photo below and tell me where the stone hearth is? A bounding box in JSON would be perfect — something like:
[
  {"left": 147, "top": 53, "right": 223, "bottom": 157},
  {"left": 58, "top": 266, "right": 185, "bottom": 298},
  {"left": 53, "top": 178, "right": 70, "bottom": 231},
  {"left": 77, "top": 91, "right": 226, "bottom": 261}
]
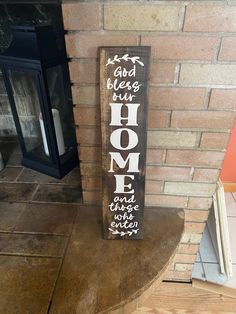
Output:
[{"left": 0, "top": 139, "right": 184, "bottom": 313}]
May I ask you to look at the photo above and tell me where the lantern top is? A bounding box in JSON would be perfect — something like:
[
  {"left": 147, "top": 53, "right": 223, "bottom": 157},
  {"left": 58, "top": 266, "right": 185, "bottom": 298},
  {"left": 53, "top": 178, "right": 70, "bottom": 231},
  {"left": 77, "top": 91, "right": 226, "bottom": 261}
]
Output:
[{"left": 0, "top": 24, "right": 65, "bottom": 66}]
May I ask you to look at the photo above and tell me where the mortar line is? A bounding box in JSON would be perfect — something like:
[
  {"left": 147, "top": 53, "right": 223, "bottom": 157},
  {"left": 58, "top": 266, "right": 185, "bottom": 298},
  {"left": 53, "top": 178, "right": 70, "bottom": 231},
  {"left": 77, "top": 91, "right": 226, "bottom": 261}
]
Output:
[
  {"left": 214, "top": 35, "right": 223, "bottom": 62},
  {"left": 179, "top": 5, "right": 186, "bottom": 32}
]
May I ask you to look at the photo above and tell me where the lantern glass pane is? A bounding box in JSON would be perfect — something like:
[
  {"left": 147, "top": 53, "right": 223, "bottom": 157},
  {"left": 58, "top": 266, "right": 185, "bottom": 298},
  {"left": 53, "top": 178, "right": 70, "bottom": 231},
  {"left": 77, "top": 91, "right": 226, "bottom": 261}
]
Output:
[
  {"left": 0, "top": 68, "right": 16, "bottom": 136},
  {"left": 8, "top": 69, "right": 50, "bottom": 161},
  {"left": 46, "top": 64, "right": 76, "bottom": 160}
]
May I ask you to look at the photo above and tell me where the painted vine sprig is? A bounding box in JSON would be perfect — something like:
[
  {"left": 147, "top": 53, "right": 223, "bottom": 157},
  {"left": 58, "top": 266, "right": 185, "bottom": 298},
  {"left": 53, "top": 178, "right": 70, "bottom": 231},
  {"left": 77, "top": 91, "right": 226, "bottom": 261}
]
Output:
[
  {"left": 108, "top": 228, "right": 139, "bottom": 237},
  {"left": 106, "top": 54, "right": 144, "bottom": 66}
]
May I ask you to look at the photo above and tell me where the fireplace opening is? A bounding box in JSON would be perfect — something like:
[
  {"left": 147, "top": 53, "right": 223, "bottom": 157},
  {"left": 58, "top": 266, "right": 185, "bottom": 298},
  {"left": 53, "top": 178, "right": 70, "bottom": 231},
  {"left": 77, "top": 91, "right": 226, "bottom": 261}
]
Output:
[{"left": 0, "top": 4, "right": 80, "bottom": 180}]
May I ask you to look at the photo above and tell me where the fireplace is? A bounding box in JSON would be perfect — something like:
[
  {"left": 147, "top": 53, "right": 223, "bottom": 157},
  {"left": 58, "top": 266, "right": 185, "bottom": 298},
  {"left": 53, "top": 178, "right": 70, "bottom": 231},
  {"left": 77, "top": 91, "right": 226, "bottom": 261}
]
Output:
[{"left": 0, "top": 25, "right": 78, "bottom": 178}]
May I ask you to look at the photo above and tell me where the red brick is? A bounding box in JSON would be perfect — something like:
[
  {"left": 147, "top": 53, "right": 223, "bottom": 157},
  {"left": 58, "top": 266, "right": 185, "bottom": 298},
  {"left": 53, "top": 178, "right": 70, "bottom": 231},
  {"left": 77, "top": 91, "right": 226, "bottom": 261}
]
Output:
[
  {"left": 79, "top": 147, "right": 101, "bottom": 162},
  {"left": 145, "top": 181, "right": 163, "bottom": 194},
  {"left": 219, "top": 37, "right": 236, "bottom": 61},
  {"left": 146, "top": 149, "right": 165, "bottom": 164},
  {"left": 63, "top": 3, "right": 100, "bottom": 30},
  {"left": 171, "top": 111, "right": 235, "bottom": 130},
  {"left": 209, "top": 89, "right": 236, "bottom": 111},
  {"left": 173, "top": 253, "right": 197, "bottom": 264},
  {"left": 83, "top": 191, "right": 101, "bottom": 204},
  {"left": 69, "top": 60, "right": 98, "bottom": 84},
  {"left": 141, "top": 35, "right": 216, "bottom": 60},
  {"left": 188, "top": 197, "right": 213, "bottom": 210},
  {"left": 82, "top": 177, "right": 102, "bottom": 191},
  {"left": 74, "top": 107, "right": 99, "bottom": 126},
  {"left": 72, "top": 86, "right": 99, "bottom": 106},
  {"left": 200, "top": 132, "right": 230, "bottom": 150},
  {"left": 177, "top": 244, "right": 199, "bottom": 255},
  {"left": 66, "top": 33, "right": 137, "bottom": 58},
  {"left": 80, "top": 163, "right": 101, "bottom": 177},
  {"left": 76, "top": 127, "right": 101, "bottom": 146},
  {"left": 185, "top": 222, "right": 205, "bottom": 234},
  {"left": 193, "top": 168, "right": 220, "bottom": 183},
  {"left": 146, "top": 166, "right": 192, "bottom": 181},
  {"left": 150, "top": 63, "right": 176, "bottom": 84},
  {"left": 185, "top": 210, "right": 209, "bottom": 222},
  {"left": 166, "top": 150, "right": 225, "bottom": 168},
  {"left": 145, "top": 194, "right": 188, "bottom": 208},
  {"left": 184, "top": 6, "right": 236, "bottom": 32},
  {"left": 148, "top": 110, "right": 170, "bottom": 128},
  {"left": 149, "top": 87, "right": 206, "bottom": 109}
]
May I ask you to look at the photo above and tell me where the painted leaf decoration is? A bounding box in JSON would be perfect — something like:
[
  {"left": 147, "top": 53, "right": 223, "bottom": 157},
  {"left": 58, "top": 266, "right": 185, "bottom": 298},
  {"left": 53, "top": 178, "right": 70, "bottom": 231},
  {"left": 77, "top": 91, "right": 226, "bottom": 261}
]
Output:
[
  {"left": 136, "top": 60, "right": 144, "bottom": 66},
  {"left": 122, "top": 54, "right": 129, "bottom": 60}
]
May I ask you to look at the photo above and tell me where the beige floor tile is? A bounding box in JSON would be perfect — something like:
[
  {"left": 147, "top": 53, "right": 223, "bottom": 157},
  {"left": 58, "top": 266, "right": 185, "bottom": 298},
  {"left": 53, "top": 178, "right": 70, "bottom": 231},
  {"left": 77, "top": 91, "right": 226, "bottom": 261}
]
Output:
[
  {"left": 0, "top": 255, "right": 60, "bottom": 299},
  {"left": 0, "top": 293, "right": 49, "bottom": 314},
  {"left": 0, "top": 167, "right": 23, "bottom": 182},
  {"left": 0, "top": 202, "right": 26, "bottom": 232},
  {"left": 0, "top": 183, "right": 37, "bottom": 202},
  {"left": 17, "top": 168, "right": 62, "bottom": 184},
  {"left": 17, "top": 167, "right": 81, "bottom": 185},
  {"left": 14, "top": 203, "right": 77, "bottom": 235},
  {"left": 33, "top": 184, "right": 82, "bottom": 204},
  {"left": 0, "top": 233, "right": 67, "bottom": 257}
]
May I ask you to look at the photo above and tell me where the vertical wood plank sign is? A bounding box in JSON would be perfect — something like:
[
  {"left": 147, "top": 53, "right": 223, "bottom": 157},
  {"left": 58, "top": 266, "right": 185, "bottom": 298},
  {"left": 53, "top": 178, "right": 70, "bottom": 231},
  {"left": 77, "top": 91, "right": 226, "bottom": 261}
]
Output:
[{"left": 100, "top": 47, "right": 150, "bottom": 240}]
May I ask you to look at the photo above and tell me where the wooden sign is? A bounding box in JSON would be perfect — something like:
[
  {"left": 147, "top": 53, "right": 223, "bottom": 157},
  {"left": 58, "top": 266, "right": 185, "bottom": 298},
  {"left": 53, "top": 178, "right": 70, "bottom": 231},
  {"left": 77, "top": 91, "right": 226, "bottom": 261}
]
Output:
[{"left": 100, "top": 46, "right": 150, "bottom": 240}]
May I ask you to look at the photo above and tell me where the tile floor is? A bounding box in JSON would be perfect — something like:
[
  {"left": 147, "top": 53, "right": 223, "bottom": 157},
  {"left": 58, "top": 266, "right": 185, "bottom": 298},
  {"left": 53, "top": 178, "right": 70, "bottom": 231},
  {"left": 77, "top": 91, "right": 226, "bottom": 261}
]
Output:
[
  {"left": 0, "top": 139, "right": 184, "bottom": 313},
  {"left": 192, "top": 192, "right": 236, "bottom": 289},
  {"left": 0, "top": 139, "right": 82, "bottom": 313},
  {"left": 0, "top": 139, "right": 82, "bottom": 204}
]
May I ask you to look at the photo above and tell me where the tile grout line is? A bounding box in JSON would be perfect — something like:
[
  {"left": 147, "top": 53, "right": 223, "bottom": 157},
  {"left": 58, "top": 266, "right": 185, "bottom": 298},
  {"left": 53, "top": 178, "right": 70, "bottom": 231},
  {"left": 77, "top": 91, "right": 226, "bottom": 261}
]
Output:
[
  {"left": 0, "top": 229, "right": 70, "bottom": 237},
  {"left": 14, "top": 167, "right": 25, "bottom": 182},
  {"left": 46, "top": 206, "right": 80, "bottom": 314},
  {"left": 0, "top": 252, "right": 63, "bottom": 259},
  {"left": 231, "top": 192, "right": 236, "bottom": 202},
  {"left": 30, "top": 184, "right": 40, "bottom": 202},
  {"left": 198, "top": 251, "right": 207, "bottom": 280}
]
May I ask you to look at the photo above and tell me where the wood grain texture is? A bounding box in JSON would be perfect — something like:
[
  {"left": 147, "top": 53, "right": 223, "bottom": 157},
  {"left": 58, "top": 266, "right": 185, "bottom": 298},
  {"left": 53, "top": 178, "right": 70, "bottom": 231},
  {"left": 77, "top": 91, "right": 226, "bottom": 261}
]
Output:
[
  {"left": 133, "top": 281, "right": 236, "bottom": 314},
  {"left": 192, "top": 278, "right": 236, "bottom": 300},
  {"left": 100, "top": 47, "right": 150, "bottom": 239}
]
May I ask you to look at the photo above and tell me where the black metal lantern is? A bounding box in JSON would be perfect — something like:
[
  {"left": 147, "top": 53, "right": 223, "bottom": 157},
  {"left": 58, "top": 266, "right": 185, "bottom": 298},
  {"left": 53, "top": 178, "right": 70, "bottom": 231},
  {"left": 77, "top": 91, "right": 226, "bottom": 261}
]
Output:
[{"left": 0, "top": 24, "right": 78, "bottom": 178}]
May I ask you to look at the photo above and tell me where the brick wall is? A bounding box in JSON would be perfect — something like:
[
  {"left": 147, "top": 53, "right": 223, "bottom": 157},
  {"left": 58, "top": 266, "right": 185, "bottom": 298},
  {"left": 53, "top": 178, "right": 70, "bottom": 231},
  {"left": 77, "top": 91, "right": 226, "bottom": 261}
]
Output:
[{"left": 62, "top": 1, "right": 236, "bottom": 282}]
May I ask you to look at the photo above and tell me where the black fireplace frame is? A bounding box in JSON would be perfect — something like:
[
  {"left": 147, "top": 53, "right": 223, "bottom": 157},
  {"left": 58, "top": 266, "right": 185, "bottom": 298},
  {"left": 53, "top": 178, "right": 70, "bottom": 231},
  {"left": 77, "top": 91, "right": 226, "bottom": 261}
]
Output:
[{"left": 0, "top": 24, "right": 78, "bottom": 178}]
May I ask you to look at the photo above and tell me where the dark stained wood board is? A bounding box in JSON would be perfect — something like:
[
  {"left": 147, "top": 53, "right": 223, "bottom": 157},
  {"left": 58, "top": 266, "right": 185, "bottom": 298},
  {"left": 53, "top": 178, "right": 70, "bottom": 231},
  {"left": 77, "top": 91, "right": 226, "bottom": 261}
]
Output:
[{"left": 100, "top": 46, "right": 150, "bottom": 239}]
